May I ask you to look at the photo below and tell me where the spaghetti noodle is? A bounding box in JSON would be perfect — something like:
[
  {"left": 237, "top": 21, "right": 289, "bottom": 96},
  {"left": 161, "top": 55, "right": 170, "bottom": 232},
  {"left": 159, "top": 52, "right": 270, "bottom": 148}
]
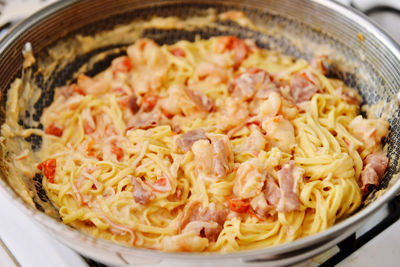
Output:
[{"left": 3, "top": 36, "right": 389, "bottom": 252}]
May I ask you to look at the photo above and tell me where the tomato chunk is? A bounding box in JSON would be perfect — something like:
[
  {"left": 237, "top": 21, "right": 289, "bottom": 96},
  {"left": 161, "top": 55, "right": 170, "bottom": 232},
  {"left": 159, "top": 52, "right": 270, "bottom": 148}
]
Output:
[
  {"left": 227, "top": 197, "right": 250, "bottom": 213},
  {"left": 37, "top": 158, "right": 57, "bottom": 183},
  {"left": 45, "top": 123, "right": 63, "bottom": 137},
  {"left": 111, "top": 143, "right": 124, "bottom": 161}
]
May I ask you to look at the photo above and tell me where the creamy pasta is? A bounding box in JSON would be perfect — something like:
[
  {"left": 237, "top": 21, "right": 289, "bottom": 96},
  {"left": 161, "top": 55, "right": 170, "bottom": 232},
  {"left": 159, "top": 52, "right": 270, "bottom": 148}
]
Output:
[{"left": 5, "top": 35, "right": 390, "bottom": 252}]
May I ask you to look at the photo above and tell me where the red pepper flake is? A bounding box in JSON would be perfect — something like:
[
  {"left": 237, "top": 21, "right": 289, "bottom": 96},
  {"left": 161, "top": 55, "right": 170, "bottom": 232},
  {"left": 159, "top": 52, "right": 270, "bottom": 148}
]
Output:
[
  {"left": 45, "top": 123, "right": 63, "bottom": 137},
  {"left": 111, "top": 143, "right": 124, "bottom": 161},
  {"left": 37, "top": 158, "right": 57, "bottom": 183},
  {"left": 227, "top": 197, "right": 250, "bottom": 213},
  {"left": 170, "top": 47, "right": 186, "bottom": 57}
]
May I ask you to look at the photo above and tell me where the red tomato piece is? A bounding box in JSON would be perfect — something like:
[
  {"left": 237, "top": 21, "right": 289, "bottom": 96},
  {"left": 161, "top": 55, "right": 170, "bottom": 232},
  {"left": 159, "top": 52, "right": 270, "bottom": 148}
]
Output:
[
  {"left": 45, "top": 123, "right": 63, "bottom": 137},
  {"left": 111, "top": 143, "right": 124, "bottom": 161},
  {"left": 37, "top": 158, "right": 57, "bottom": 183},
  {"left": 227, "top": 197, "right": 250, "bottom": 213}
]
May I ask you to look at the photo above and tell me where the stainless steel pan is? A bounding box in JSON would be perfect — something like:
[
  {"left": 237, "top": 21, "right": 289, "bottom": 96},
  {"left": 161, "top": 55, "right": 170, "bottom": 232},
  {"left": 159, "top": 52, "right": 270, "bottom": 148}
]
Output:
[{"left": 1, "top": 0, "right": 400, "bottom": 265}]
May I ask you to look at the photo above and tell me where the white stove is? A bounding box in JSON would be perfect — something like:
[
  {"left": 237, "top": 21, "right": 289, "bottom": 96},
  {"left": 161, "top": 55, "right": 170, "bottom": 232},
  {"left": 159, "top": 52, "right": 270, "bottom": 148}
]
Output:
[{"left": 1, "top": 1, "right": 400, "bottom": 266}]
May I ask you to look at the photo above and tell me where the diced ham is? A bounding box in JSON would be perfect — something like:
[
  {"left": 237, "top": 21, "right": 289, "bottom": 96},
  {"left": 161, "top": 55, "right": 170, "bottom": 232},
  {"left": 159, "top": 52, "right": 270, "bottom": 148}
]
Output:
[
  {"left": 265, "top": 176, "right": 281, "bottom": 207},
  {"left": 230, "top": 68, "right": 275, "bottom": 100},
  {"left": 360, "top": 153, "right": 389, "bottom": 192},
  {"left": 131, "top": 177, "right": 153, "bottom": 205},
  {"left": 276, "top": 161, "right": 303, "bottom": 212},
  {"left": 290, "top": 71, "right": 320, "bottom": 102},
  {"left": 209, "top": 134, "right": 234, "bottom": 178},
  {"left": 180, "top": 202, "right": 227, "bottom": 242},
  {"left": 348, "top": 115, "right": 389, "bottom": 150},
  {"left": 176, "top": 129, "right": 208, "bottom": 152},
  {"left": 215, "top": 36, "right": 250, "bottom": 68},
  {"left": 248, "top": 175, "right": 281, "bottom": 218},
  {"left": 127, "top": 111, "right": 160, "bottom": 130},
  {"left": 183, "top": 88, "right": 214, "bottom": 112},
  {"left": 233, "top": 158, "right": 265, "bottom": 199}
]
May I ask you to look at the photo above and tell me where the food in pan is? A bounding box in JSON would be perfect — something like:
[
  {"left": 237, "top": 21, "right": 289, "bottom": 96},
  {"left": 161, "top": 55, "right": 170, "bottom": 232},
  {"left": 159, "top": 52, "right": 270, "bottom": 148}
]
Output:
[{"left": 3, "top": 36, "right": 389, "bottom": 252}]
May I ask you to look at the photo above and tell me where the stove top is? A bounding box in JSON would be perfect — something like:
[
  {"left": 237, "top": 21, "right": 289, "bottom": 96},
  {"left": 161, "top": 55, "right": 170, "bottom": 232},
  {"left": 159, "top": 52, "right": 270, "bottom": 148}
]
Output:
[{"left": 1, "top": 1, "right": 400, "bottom": 266}]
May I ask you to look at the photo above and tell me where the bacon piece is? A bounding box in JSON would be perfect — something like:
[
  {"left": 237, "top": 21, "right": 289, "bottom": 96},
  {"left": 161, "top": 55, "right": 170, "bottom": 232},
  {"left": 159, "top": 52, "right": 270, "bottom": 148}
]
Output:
[
  {"left": 230, "top": 68, "right": 275, "bottom": 100},
  {"left": 215, "top": 36, "right": 249, "bottom": 68},
  {"left": 127, "top": 111, "right": 160, "bottom": 130},
  {"left": 183, "top": 88, "right": 214, "bottom": 112},
  {"left": 360, "top": 153, "right": 389, "bottom": 192},
  {"left": 180, "top": 202, "right": 227, "bottom": 242},
  {"left": 37, "top": 158, "right": 57, "bottom": 183},
  {"left": 170, "top": 47, "right": 186, "bottom": 57},
  {"left": 45, "top": 122, "right": 63, "bottom": 137},
  {"left": 265, "top": 177, "right": 281, "bottom": 207},
  {"left": 176, "top": 129, "right": 208, "bottom": 152},
  {"left": 123, "top": 94, "right": 140, "bottom": 114},
  {"left": 209, "top": 134, "right": 233, "bottom": 178},
  {"left": 290, "top": 72, "right": 319, "bottom": 102},
  {"left": 131, "top": 177, "right": 153, "bottom": 205},
  {"left": 276, "top": 161, "right": 303, "bottom": 212}
]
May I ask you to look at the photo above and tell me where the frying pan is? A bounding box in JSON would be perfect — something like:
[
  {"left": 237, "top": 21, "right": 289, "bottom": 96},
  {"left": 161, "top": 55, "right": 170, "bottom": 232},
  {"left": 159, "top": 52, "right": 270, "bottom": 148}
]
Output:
[{"left": 1, "top": 0, "right": 400, "bottom": 265}]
